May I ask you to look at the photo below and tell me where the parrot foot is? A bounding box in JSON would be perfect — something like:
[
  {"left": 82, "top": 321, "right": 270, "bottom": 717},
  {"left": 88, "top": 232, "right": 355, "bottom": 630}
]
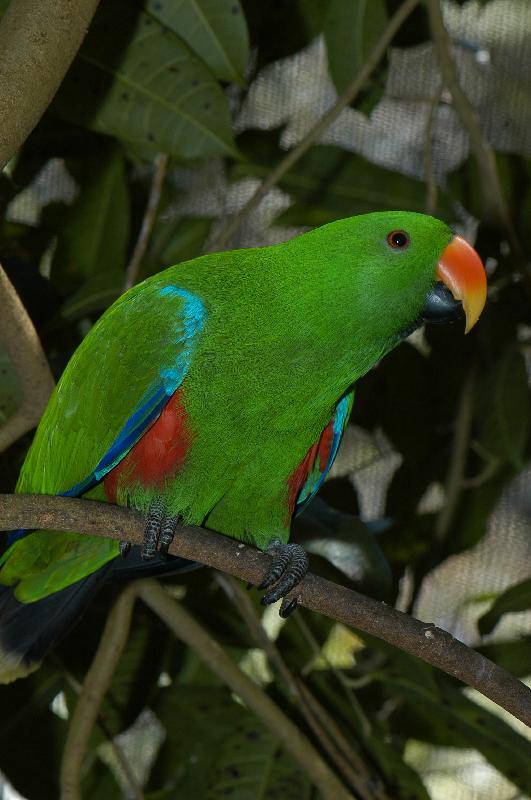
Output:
[
  {"left": 258, "top": 539, "right": 309, "bottom": 612},
  {"left": 142, "top": 499, "right": 180, "bottom": 560}
]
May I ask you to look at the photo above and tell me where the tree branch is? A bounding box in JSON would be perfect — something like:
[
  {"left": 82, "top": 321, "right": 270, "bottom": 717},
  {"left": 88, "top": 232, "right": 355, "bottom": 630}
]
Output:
[
  {"left": 137, "top": 579, "right": 354, "bottom": 800},
  {"left": 426, "top": 0, "right": 529, "bottom": 277},
  {"left": 1, "top": 493, "right": 530, "bottom": 728},
  {"left": 0, "top": 264, "right": 55, "bottom": 452},
  {"left": 60, "top": 583, "right": 139, "bottom": 800},
  {"left": 216, "top": 574, "right": 388, "bottom": 800},
  {"left": 0, "top": 0, "right": 101, "bottom": 170},
  {"left": 210, "top": 0, "right": 421, "bottom": 251}
]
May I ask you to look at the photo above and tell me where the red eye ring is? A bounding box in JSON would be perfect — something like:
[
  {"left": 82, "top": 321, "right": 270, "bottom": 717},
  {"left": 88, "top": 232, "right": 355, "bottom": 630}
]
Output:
[{"left": 387, "top": 230, "right": 410, "bottom": 249}]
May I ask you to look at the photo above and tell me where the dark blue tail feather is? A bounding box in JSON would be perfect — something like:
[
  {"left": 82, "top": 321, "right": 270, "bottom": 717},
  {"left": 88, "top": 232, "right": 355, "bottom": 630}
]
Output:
[{"left": 0, "top": 550, "right": 201, "bottom": 682}]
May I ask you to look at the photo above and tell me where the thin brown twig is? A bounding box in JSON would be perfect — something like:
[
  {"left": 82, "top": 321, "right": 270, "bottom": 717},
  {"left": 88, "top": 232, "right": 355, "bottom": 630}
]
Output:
[
  {"left": 137, "top": 579, "right": 354, "bottom": 800},
  {"left": 210, "top": 0, "right": 421, "bottom": 251},
  {"left": 60, "top": 583, "right": 139, "bottom": 800},
  {"left": 1, "top": 493, "right": 530, "bottom": 728},
  {"left": 295, "top": 612, "right": 371, "bottom": 739},
  {"left": 215, "top": 574, "right": 385, "bottom": 800},
  {"left": 435, "top": 369, "right": 476, "bottom": 543},
  {"left": 426, "top": 0, "right": 529, "bottom": 282},
  {"left": 423, "top": 84, "right": 443, "bottom": 215},
  {"left": 60, "top": 668, "right": 145, "bottom": 800},
  {"left": 0, "top": 264, "right": 55, "bottom": 452},
  {"left": 123, "top": 153, "right": 169, "bottom": 290}
]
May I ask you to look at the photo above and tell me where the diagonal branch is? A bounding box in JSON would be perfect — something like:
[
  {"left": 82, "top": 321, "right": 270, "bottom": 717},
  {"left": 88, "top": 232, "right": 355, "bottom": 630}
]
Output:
[
  {"left": 138, "top": 579, "right": 354, "bottom": 800},
  {"left": 1, "top": 492, "right": 530, "bottom": 728},
  {"left": 426, "top": 0, "right": 529, "bottom": 282},
  {"left": 60, "top": 582, "right": 139, "bottom": 800},
  {"left": 0, "top": 264, "right": 55, "bottom": 452},
  {"left": 210, "top": 0, "right": 421, "bottom": 250},
  {"left": 123, "top": 153, "right": 169, "bottom": 291},
  {"left": 216, "top": 573, "right": 388, "bottom": 800}
]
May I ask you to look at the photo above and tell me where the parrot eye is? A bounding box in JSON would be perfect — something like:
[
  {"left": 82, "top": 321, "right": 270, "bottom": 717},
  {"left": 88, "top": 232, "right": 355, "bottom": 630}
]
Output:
[{"left": 387, "top": 230, "right": 410, "bottom": 249}]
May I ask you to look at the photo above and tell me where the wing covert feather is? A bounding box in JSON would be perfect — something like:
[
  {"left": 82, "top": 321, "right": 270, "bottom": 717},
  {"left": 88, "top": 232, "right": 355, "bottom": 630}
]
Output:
[{"left": 17, "top": 281, "right": 206, "bottom": 496}]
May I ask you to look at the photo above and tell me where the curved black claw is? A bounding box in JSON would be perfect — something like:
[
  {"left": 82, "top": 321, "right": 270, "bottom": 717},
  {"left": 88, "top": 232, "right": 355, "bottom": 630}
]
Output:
[
  {"left": 280, "top": 597, "right": 298, "bottom": 618},
  {"left": 159, "top": 515, "right": 180, "bottom": 558},
  {"left": 119, "top": 541, "right": 132, "bottom": 559},
  {"left": 259, "top": 540, "right": 309, "bottom": 607}
]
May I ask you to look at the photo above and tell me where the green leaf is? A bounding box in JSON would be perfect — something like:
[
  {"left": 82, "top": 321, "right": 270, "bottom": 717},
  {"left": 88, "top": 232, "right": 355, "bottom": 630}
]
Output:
[
  {"left": 146, "top": 0, "right": 250, "bottom": 85},
  {"left": 53, "top": 2, "right": 237, "bottom": 160},
  {"left": 150, "top": 685, "right": 309, "bottom": 797},
  {"left": 206, "top": 716, "right": 311, "bottom": 800},
  {"left": 478, "top": 637, "right": 531, "bottom": 677},
  {"left": 146, "top": 216, "right": 213, "bottom": 277},
  {"left": 476, "top": 348, "right": 530, "bottom": 469},
  {"left": 60, "top": 271, "right": 124, "bottom": 321},
  {"left": 0, "top": 667, "right": 66, "bottom": 799},
  {"left": 234, "top": 135, "right": 453, "bottom": 224},
  {"left": 295, "top": 497, "right": 392, "bottom": 596},
  {"left": 325, "top": 0, "right": 388, "bottom": 95},
  {"left": 383, "top": 671, "right": 531, "bottom": 794},
  {"left": 478, "top": 577, "right": 531, "bottom": 635},
  {"left": 49, "top": 147, "right": 130, "bottom": 291},
  {"left": 100, "top": 605, "right": 170, "bottom": 733},
  {"left": 241, "top": 0, "right": 328, "bottom": 70}
]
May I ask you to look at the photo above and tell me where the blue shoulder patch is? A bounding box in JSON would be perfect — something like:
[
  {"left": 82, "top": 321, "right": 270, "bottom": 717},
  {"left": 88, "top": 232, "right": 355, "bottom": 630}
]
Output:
[{"left": 6, "top": 287, "right": 207, "bottom": 548}]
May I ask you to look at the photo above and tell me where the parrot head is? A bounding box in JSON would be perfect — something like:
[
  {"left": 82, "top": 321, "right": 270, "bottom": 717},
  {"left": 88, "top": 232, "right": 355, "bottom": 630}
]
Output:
[{"left": 292, "top": 211, "right": 487, "bottom": 349}]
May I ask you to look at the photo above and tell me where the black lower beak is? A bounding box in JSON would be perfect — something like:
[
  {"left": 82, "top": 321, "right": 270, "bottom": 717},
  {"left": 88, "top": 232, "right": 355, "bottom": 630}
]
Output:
[
  {"left": 399, "top": 282, "right": 463, "bottom": 339},
  {"left": 421, "top": 281, "right": 463, "bottom": 325}
]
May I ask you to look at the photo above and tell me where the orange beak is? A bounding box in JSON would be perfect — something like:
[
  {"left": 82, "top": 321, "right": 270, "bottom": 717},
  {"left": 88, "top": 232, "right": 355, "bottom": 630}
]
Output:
[{"left": 436, "top": 235, "right": 487, "bottom": 333}]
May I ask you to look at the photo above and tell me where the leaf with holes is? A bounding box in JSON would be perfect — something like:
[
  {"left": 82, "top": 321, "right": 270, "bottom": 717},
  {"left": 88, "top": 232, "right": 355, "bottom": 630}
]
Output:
[
  {"left": 146, "top": 0, "right": 250, "bottom": 85},
  {"left": 53, "top": 1, "right": 237, "bottom": 160}
]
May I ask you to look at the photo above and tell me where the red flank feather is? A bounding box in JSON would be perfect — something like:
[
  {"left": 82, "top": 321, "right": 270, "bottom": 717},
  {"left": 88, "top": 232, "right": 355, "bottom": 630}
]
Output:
[{"left": 104, "top": 389, "right": 190, "bottom": 502}]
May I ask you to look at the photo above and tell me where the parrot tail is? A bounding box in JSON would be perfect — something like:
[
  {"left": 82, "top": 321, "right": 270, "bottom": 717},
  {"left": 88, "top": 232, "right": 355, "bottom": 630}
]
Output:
[
  {"left": 0, "top": 547, "right": 201, "bottom": 683},
  {"left": 0, "top": 567, "right": 110, "bottom": 684}
]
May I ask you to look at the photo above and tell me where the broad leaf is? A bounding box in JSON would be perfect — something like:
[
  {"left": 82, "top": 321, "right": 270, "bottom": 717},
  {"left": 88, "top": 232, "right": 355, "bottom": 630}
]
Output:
[
  {"left": 478, "top": 638, "right": 531, "bottom": 677},
  {"left": 150, "top": 685, "right": 309, "bottom": 797},
  {"left": 206, "top": 716, "right": 311, "bottom": 800},
  {"left": 234, "top": 134, "right": 453, "bottom": 225},
  {"left": 325, "top": 0, "right": 388, "bottom": 95},
  {"left": 53, "top": 2, "right": 237, "bottom": 160},
  {"left": 476, "top": 348, "right": 530, "bottom": 469},
  {"left": 383, "top": 671, "right": 531, "bottom": 794},
  {"left": 49, "top": 147, "right": 129, "bottom": 291},
  {"left": 146, "top": 0, "right": 250, "bottom": 85},
  {"left": 60, "top": 271, "right": 124, "bottom": 321},
  {"left": 478, "top": 578, "right": 531, "bottom": 635},
  {"left": 295, "top": 497, "right": 392, "bottom": 596}
]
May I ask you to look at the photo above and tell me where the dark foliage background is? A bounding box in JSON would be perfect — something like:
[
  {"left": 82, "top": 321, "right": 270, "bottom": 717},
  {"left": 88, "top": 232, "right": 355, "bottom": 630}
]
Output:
[{"left": 0, "top": 0, "right": 530, "bottom": 798}]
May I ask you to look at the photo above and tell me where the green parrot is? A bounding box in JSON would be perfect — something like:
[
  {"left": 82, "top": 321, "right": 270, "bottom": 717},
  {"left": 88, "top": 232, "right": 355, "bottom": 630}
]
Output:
[{"left": 0, "top": 211, "right": 486, "bottom": 682}]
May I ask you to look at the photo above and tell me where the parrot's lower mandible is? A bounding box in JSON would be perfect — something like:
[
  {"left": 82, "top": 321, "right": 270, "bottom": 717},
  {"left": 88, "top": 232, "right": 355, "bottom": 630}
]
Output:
[{"left": 0, "top": 211, "right": 487, "bottom": 683}]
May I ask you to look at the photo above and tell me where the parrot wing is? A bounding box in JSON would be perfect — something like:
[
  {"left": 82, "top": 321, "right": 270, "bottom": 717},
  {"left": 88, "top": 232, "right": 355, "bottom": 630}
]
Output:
[
  {"left": 16, "top": 281, "right": 206, "bottom": 499},
  {"left": 294, "top": 390, "right": 354, "bottom": 515}
]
